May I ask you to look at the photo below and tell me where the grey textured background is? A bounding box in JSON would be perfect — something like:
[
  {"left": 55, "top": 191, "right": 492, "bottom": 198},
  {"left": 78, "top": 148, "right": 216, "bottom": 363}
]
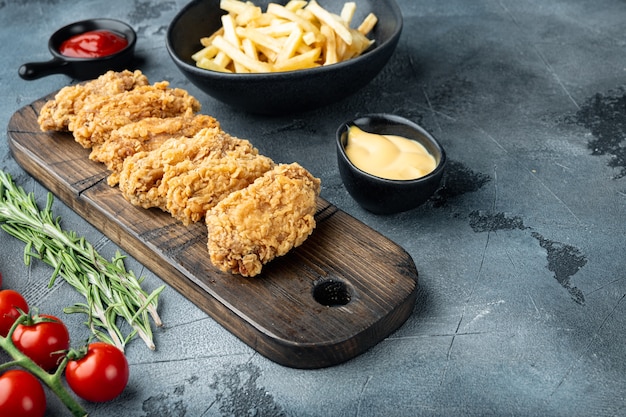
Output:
[{"left": 1, "top": 0, "right": 625, "bottom": 416}]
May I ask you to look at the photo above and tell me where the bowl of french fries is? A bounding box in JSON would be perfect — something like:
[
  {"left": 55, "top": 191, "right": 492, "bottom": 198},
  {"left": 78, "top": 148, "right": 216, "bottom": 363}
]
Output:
[{"left": 166, "top": 0, "right": 403, "bottom": 115}]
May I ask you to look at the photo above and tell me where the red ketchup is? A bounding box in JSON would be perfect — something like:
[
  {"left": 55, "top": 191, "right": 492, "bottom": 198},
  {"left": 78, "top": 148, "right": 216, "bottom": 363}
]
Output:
[{"left": 59, "top": 30, "right": 128, "bottom": 58}]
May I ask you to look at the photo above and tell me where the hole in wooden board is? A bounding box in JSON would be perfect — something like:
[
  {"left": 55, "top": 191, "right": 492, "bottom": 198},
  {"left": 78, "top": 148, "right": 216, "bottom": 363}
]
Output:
[{"left": 313, "top": 279, "right": 351, "bottom": 306}]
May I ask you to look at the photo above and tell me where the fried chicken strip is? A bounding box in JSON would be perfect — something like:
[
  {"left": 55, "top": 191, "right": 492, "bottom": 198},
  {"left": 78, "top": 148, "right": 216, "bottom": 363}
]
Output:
[
  {"left": 205, "top": 163, "right": 321, "bottom": 277},
  {"left": 163, "top": 153, "right": 274, "bottom": 225},
  {"left": 37, "top": 70, "right": 149, "bottom": 132},
  {"left": 118, "top": 127, "right": 274, "bottom": 224},
  {"left": 89, "top": 110, "right": 220, "bottom": 186},
  {"left": 69, "top": 81, "right": 201, "bottom": 149},
  {"left": 36, "top": 70, "right": 322, "bottom": 277}
]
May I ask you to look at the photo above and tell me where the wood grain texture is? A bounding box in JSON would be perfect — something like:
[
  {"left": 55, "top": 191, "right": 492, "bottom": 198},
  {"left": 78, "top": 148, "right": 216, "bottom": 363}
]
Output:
[{"left": 7, "top": 96, "right": 419, "bottom": 368}]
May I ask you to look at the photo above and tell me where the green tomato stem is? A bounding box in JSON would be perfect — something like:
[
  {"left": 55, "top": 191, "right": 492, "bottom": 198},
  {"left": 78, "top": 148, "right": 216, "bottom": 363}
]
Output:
[{"left": 0, "top": 315, "right": 87, "bottom": 417}]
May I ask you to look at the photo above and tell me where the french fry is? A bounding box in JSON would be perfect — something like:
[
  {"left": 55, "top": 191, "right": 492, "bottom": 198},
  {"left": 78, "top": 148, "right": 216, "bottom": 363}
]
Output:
[
  {"left": 241, "top": 38, "right": 258, "bottom": 60},
  {"left": 192, "top": 0, "right": 378, "bottom": 73},
  {"left": 320, "top": 25, "right": 337, "bottom": 65},
  {"left": 255, "top": 43, "right": 279, "bottom": 63},
  {"left": 235, "top": 26, "right": 283, "bottom": 54},
  {"left": 234, "top": 3, "right": 262, "bottom": 25},
  {"left": 221, "top": 14, "right": 240, "bottom": 47},
  {"left": 306, "top": 0, "right": 353, "bottom": 45},
  {"left": 285, "top": 0, "right": 308, "bottom": 12},
  {"left": 266, "top": 3, "right": 321, "bottom": 37},
  {"left": 212, "top": 35, "right": 272, "bottom": 73},
  {"left": 272, "top": 47, "right": 321, "bottom": 71},
  {"left": 302, "top": 31, "right": 317, "bottom": 46},
  {"left": 256, "top": 22, "right": 299, "bottom": 37},
  {"left": 221, "top": 14, "right": 249, "bottom": 72},
  {"left": 213, "top": 51, "right": 232, "bottom": 68},
  {"left": 340, "top": 2, "right": 356, "bottom": 25},
  {"left": 197, "top": 56, "right": 232, "bottom": 73},
  {"left": 358, "top": 12, "right": 378, "bottom": 35},
  {"left": 220, "top": 0, "right": 255, "bottom": 15},
  {"left": 335, "top": 35, "right": 348, "bottom": 61},
  {"left": 200, "top": 27, "right": 224, "bottom": 47},
  {"left": 295, "top": 8, "right": 316, "bottom": 23},
  {"left": 191, "top": 44, "right": 218, "bottom": 62},
  {"left": 276, "top": 26, "right": 303, "bottom": 63}
]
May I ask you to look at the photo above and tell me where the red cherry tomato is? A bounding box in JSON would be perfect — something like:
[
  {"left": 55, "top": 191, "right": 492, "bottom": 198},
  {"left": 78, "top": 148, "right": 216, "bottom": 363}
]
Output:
[
  {"left": 0, "top": 289, "right": 29, "bottom": 337},
  {"left": 12, "top": 314, "right": 70, "bottom": 372},
  {"left": 0, "top": 369, "right": 46, "bottom": 417},
  {"left": 65, "top": 342, "right": 130, "bottom": 402}
]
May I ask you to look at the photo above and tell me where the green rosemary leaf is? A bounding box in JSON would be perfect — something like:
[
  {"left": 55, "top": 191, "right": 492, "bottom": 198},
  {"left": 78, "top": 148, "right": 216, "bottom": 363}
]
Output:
[{"left": 0, "top": 170, "right": 163, "bottom": 351}]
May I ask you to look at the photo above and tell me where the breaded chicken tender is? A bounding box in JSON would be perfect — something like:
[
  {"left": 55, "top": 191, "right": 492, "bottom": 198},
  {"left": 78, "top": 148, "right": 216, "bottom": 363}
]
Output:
[
  {"left": 89, "top": 110, "right": 220, "bottom": 186},
  {"left": 118, "top": 127, "right": 273, "bottom": 224},
  {"left": 68, "top": 81, "right": 201, "bottom": 149},
  {"left": 205, "top": 163, "right": 321, "bottom": 277},
  {"left": 37, "top": 70, "right": 149, "bottom": 132},
  {"left": 36, "top": 70, "right": 322, "bottom": 276},
  {"left": 163, "top": 154, "right": 274, "bottom": 225},
  {"left": 117, "top": 148, "right": 169, "bottom": 210},
  {"left": 118, "top": 127, "right": 250, "bottom": 209}
]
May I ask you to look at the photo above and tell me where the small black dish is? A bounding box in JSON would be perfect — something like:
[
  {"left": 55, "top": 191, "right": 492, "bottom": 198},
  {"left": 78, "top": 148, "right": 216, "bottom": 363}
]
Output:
[
  {"left": 166, "top": 0, "right": 403, "bottom": 115},
  {"left": 336, "top": 114, "right": 447, "bottom": 215},
  {"left": 19, "top": 18, "right": 136, "bottom": 81}
]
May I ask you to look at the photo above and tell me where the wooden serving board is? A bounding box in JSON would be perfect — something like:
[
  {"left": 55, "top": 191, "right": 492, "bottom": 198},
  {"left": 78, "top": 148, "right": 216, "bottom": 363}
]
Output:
[{"left": 6, "top": 95, "right": 418, "bottom": 369}]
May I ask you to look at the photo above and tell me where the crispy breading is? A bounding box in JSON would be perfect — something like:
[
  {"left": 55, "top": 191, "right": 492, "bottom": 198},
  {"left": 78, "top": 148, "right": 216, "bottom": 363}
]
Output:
[
  {"left": 89, "top": 110, "right": 220, "bottom": 186},
  {"left": 37, "top": 70, "right": 322, "bottom": 276},
  {"left": 163, "top": 153, "right": 274, "bottom": 225},
  {"left": 118, "top": 127, "right": 273, "bottom": 225},
  {"left": 68, "top": 81, "right": 201, "bottom": 149},
  {"left": 37, "top": 70, "right": 149, "bottom": 132},
  {"left": 205, "top": 163, "right": 321, "bottom": 277},
  {"left": 118, "top": 127, "right": 247, "bottom": 211},
  {"left": 117, "top": 148, "right": 168, "bottom": 210}
]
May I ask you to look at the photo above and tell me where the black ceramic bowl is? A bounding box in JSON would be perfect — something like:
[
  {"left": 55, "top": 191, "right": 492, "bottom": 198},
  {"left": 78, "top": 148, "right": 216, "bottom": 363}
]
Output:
[
  {"left": 336, "top": 114, "right": 446, "bottom": 214},
  {"left": 19, "top": 18, "right": 136, "bottom": 81},
  {"left": 166, "top": 0, "right": 403, "bottom": 115}
]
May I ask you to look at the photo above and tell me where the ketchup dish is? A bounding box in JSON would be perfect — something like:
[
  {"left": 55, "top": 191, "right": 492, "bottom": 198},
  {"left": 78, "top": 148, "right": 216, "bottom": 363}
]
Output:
[
  {"left": 19, "top": 18, "right": 136, "bottom": 80},
  {"left": 59, "top": 29, "right": 129, "bottom": 59}
]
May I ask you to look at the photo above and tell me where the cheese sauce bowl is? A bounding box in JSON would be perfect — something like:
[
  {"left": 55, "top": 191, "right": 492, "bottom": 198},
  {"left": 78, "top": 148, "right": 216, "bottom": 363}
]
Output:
[
  {"left": 166, "top": 0, "right": 403, "bottom": 115},
  {"left": 336, "top": 114, "right": 446, "bottom": 214},
  {"left": 19, "top": 18, "right": 137, "bottom": 81}
]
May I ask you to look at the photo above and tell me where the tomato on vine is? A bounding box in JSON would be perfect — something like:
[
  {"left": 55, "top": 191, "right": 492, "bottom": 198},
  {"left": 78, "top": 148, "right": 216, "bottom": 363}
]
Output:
[
  {"left": 0, "top": 369, "right": 46, "bottom": 417},
  {"left": 12, "top": 314, "right": 70, "bottom": 372},
  {"left": 65, "top": 342, "right": 130, "bottom": 402},
  {"left": 0, "top": 289, "right": 29, "bottom": 337}
]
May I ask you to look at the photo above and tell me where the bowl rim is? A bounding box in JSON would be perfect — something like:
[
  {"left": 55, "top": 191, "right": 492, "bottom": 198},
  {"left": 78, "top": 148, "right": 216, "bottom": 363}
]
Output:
[
  {"left": 166, "top": 0, "right": 403, "bottom": 78},
  {"left": 336, "top": 113, "right": 447, "bottom": 184},
  {"left": 49, "top": 18, "right": 137, "bottom": 62}
]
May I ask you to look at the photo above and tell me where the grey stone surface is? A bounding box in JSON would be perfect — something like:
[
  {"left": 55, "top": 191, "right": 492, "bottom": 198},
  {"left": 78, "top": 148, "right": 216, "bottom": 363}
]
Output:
[{"left": 1, "top": 0, "right": 625, "bottom": 416}]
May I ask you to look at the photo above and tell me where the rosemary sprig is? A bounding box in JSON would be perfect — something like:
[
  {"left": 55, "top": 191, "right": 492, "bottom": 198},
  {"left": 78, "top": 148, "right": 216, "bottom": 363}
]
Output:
[{"left": 0, "top": 170, "right": 164, "bottom": 351}]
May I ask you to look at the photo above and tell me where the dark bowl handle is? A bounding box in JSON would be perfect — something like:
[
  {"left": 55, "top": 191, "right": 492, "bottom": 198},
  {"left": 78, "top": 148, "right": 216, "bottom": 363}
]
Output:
[{"left": 19, "top": 57, "right": 69, "bottom": 80}]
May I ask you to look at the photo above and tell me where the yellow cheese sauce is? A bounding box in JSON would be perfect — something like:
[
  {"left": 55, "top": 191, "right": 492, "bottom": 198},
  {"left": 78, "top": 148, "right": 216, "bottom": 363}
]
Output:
[{"left": 344, "top": 126, "right": 437, "bottom": 180}]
